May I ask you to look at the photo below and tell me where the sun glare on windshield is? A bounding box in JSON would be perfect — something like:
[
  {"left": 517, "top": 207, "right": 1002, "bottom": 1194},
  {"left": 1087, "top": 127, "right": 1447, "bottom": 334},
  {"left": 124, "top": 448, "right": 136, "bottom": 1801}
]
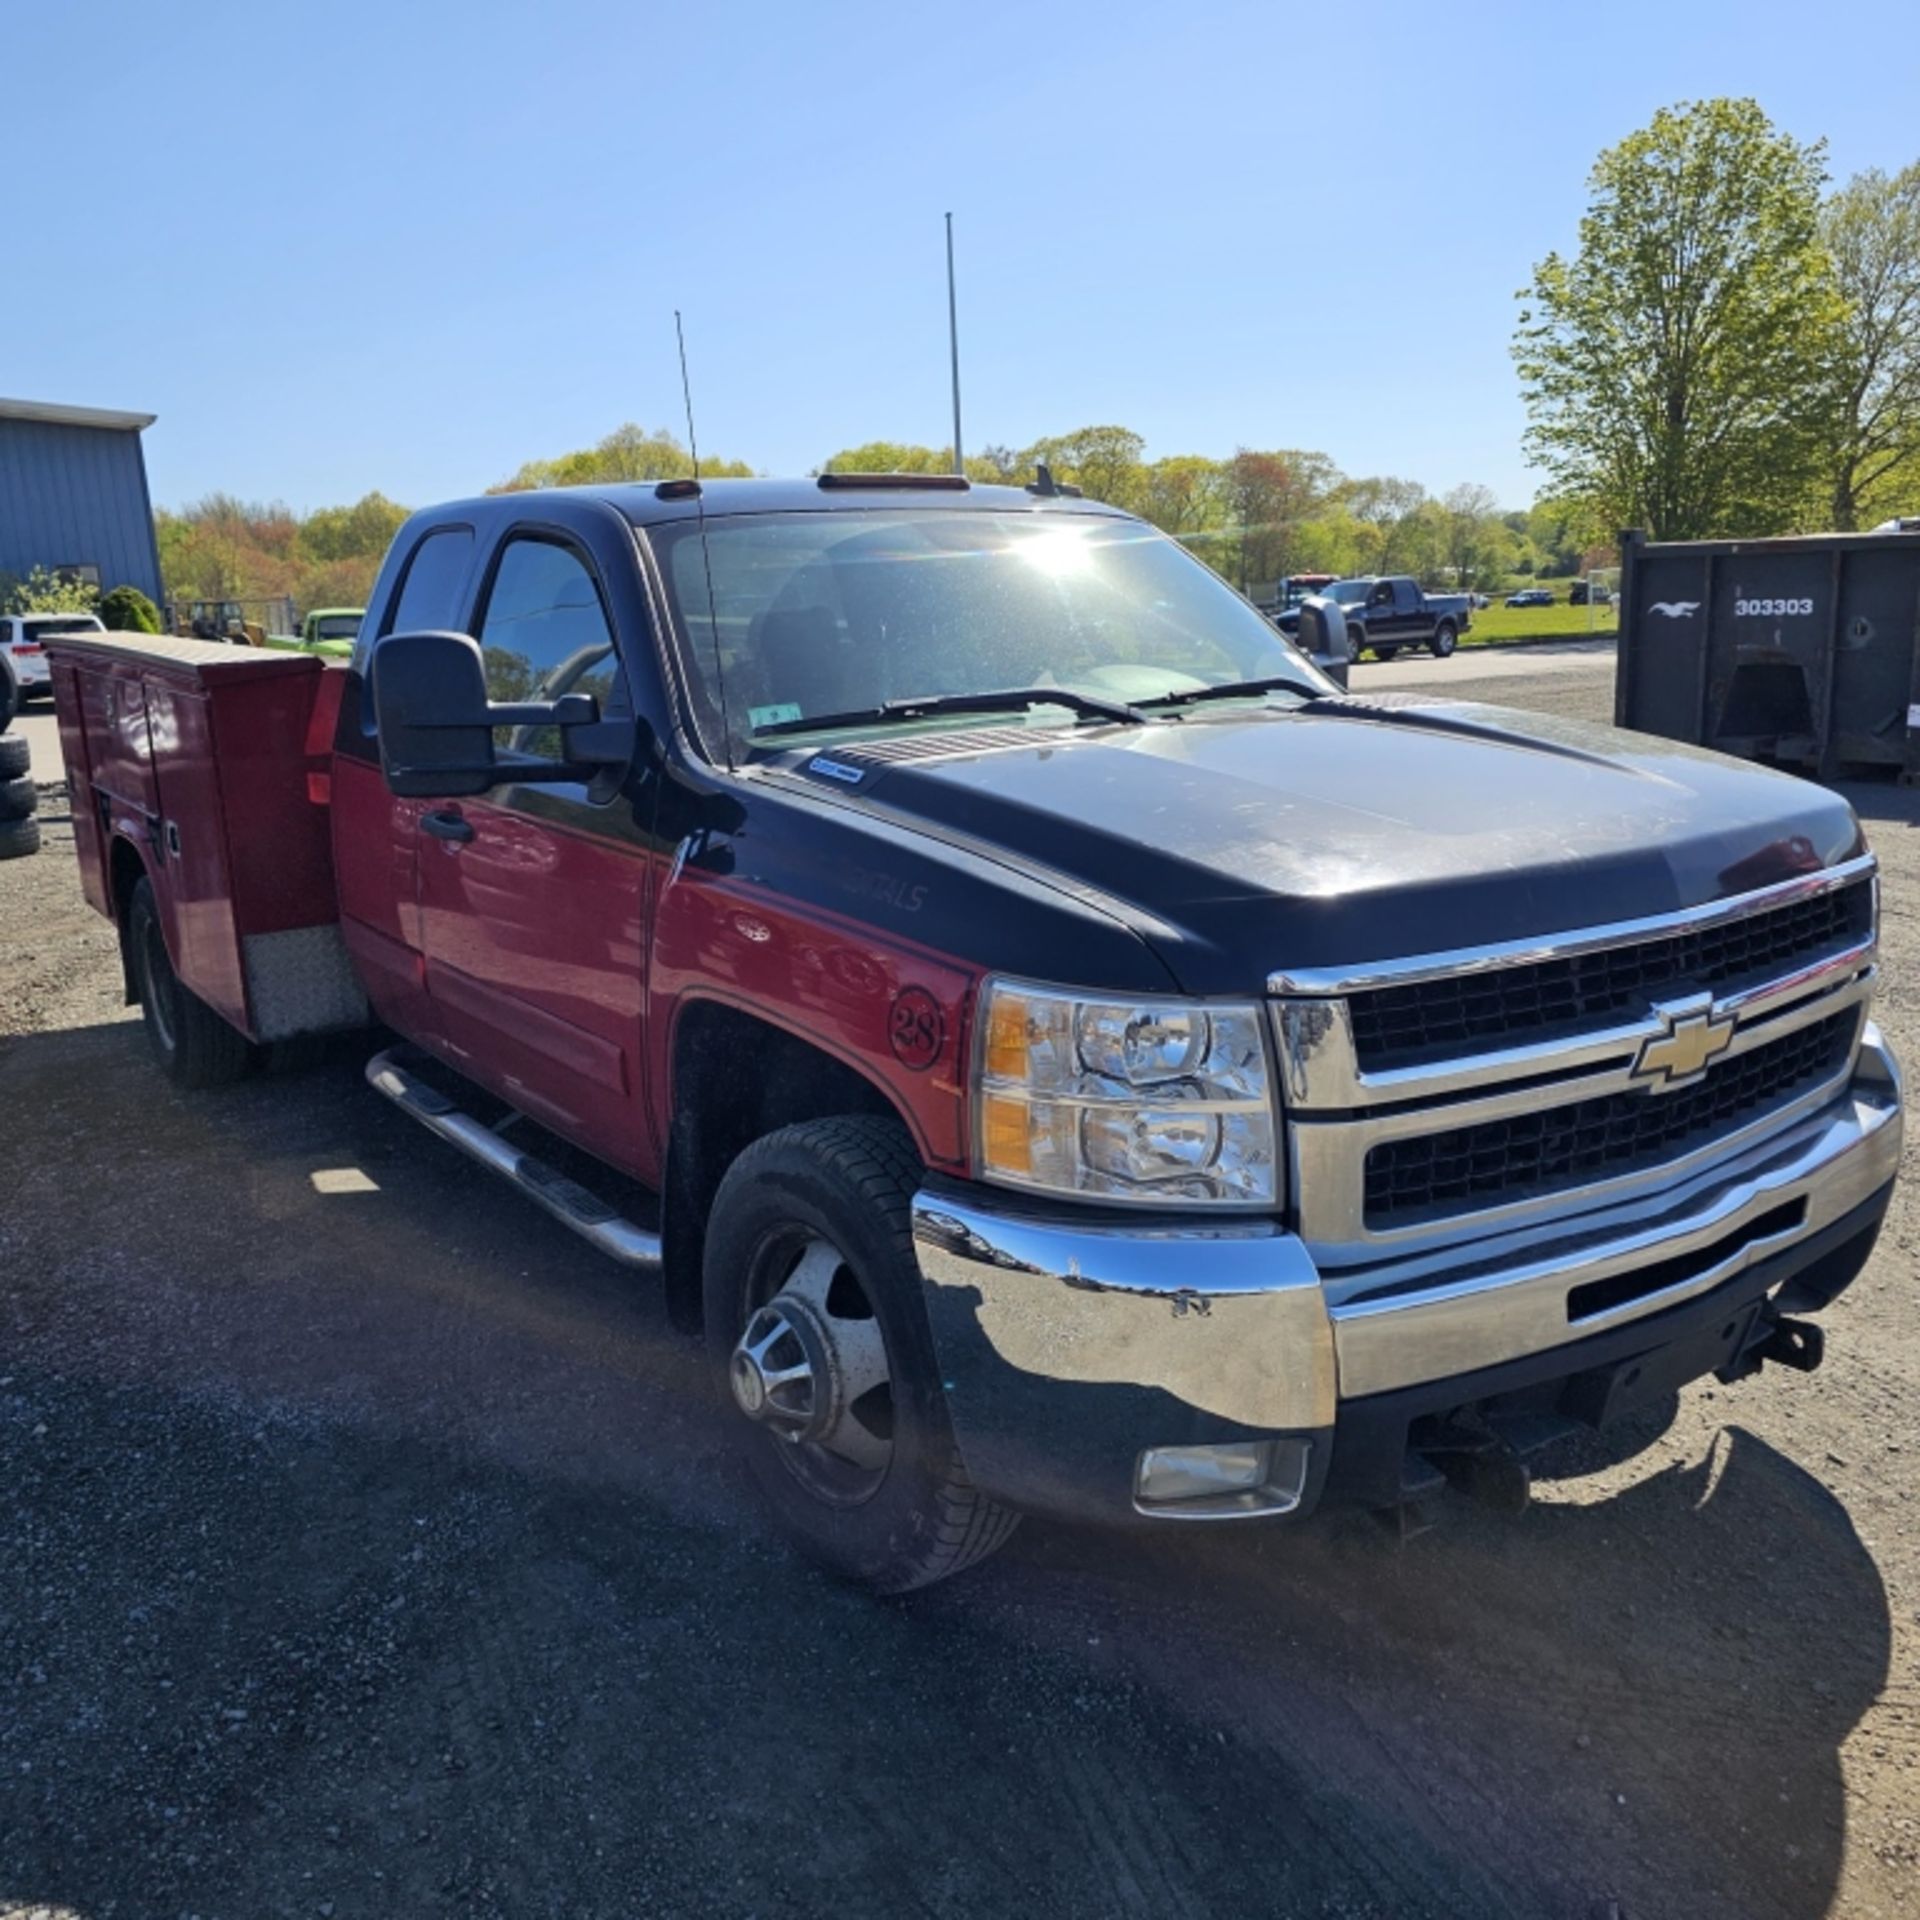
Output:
[{"left": 1011, "top": 526, "right": 1096, "bottom": 577}]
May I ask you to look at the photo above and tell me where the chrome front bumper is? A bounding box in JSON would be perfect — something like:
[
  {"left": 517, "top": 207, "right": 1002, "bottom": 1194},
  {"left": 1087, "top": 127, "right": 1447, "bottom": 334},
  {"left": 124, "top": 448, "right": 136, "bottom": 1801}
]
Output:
[{"left": 911, "top": 1027, "right": 1902, "bottom": 1525}]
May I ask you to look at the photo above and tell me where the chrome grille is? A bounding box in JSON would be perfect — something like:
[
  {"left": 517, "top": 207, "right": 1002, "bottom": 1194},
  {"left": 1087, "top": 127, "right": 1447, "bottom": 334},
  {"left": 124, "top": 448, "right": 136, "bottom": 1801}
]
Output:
[
  {"left": 1347, "top": 878, "right": 1872, "bottom": 1070},
  {"left": 1361, "top": 1007, "right": 1859, "bottom": 1226}
]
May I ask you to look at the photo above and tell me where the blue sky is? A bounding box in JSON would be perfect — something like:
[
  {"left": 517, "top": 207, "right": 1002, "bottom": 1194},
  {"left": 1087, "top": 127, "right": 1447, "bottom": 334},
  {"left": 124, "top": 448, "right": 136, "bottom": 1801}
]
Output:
[{"left": 7, "top": 0, "right": 1916, "bottom": 514}]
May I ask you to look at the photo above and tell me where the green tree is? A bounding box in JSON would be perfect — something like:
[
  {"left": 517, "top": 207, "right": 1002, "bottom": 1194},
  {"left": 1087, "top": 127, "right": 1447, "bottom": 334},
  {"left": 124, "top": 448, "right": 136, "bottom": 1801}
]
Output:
[
  {"left": 97, "top": 584, "right": 161, "bottom": 632},
  {"left": 818, "top": 441, "right": 1012, "bottom": 483},
  {"left": 300, "top": 492, "right": 409, "bottom": 564},
  {"left": 1820, "top": 162, "right": 1920, "bottom": 528},
  {"left": 1141, "top": 455, "right": 1226, "bottom": 536},
  {"left": 1289, "top": 506, "right": 1371, "bottom": 579},
  {"left": 6, "top": 566, "right": 100, "bottom": 615},
  {"left": 1016, "top": 426, "right": 1147, "bottom": 510},
  {"left": 1436, "top": 483, "right": 1503, "bottom": 588},
  {"left": 493, "top": 423, "right": 753, "bottom": 492},
  {"left": 1341, "top": 476, "right": 1429, "bottom": 572},
  {"left": 820, "top": 440, "right": 949, "bottom": 474},
  {"left": 1516, "top": 98, "right": 1842, "bottom": 539}
]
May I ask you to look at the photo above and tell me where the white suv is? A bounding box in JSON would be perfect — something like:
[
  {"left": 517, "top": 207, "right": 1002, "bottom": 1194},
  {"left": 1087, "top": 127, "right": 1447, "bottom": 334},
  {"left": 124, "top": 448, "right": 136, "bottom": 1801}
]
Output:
[{"left": 0, "top": 612, "right": 104, "bottom": 727}]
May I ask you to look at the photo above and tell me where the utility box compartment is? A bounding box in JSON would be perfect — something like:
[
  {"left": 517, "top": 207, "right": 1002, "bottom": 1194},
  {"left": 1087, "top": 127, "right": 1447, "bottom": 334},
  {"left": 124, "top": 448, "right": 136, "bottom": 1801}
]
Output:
[
  {"left": 46, "top": 631, "right": 365, "bottom": 1041},
  {"left": 1616, "top": 523, "right": 1920, "bottom": 777}
]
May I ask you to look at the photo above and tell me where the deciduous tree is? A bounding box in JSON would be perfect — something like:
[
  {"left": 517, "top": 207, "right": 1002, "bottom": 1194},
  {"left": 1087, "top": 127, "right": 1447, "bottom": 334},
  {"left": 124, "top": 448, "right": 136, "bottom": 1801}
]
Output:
[
  {"left": 1820, "top": 162, "right": 1920, "bottom": 528},
  {"left": 494, "top": 424, "right": 753, "bottom": 492},
  {"left": 1141, "top": 455, "right": 1226, "bottom": 536},
  {"left": 1016, "top": 426, "right": 1147, "bottom": 510},
  {"left": 1341, "top": 476, "right": 1429, "bottom": 572},
  {"left": 1515, "top": 98, "right": 1841, "bottom": 539},
  {"left": 4, "top": 566, "right": 98, "bottom": 615}
]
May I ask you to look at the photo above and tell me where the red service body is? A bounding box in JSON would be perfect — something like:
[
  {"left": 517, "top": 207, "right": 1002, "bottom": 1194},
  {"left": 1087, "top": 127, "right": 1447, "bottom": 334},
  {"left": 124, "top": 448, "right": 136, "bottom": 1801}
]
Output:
[{"left": 47, "top": 632, "right": 363, "bottom": 1043}]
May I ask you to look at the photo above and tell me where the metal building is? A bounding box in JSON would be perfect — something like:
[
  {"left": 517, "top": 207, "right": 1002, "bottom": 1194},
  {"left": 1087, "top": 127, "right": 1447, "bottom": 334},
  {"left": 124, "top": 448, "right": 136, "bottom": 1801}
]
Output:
[{"left": 0, "top": 396, "right": 164, "bottom": 605}]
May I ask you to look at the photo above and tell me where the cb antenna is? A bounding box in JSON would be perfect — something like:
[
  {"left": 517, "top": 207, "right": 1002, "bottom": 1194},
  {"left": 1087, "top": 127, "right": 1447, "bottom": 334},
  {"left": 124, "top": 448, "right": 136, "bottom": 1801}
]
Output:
[{"left": 673, "top": 310, "right": 732, "bottom": 758}]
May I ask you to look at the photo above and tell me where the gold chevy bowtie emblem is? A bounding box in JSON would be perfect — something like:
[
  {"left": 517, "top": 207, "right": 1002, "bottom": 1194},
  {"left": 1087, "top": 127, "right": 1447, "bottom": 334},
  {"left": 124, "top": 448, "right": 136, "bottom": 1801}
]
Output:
[{"left": 1632, "top": 998, "right": 1737, "bottom": 1089}]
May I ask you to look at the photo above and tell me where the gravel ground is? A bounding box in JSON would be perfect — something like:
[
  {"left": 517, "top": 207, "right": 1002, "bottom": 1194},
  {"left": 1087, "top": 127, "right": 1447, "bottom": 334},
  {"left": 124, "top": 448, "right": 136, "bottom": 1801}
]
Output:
[{"left": 2, "top": 668, "right": 1917, "bottom": 1920}]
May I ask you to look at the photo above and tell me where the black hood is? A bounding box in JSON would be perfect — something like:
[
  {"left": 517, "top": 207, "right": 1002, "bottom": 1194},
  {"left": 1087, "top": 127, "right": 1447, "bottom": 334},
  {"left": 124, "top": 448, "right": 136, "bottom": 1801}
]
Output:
[{"left": 794, "top": 697, "right": 1863, "bottom": 996}]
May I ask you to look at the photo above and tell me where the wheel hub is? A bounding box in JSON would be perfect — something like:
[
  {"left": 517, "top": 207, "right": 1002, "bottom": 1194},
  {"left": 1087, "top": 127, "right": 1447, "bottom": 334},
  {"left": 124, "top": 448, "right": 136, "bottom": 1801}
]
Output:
[
  {"left": 728, "top": 1234, "right": 894, "bottom": 1485},
  {"left": 728, "top": 1298, "right": 829, "bottom": 1438}
]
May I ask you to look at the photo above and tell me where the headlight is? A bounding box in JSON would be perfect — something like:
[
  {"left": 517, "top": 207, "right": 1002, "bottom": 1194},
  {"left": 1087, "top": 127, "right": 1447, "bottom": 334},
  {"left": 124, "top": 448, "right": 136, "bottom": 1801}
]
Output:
[{"left": 974, "top": 978, "right": 1280, "bottom": 1207}]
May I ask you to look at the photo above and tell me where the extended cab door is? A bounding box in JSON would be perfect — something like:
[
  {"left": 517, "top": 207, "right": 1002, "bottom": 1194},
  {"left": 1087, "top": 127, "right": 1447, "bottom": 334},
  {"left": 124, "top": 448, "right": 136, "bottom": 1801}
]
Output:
[
  {"left": 411, "top": 510, "right": 663, "bottom": 1180},
  {"left": 333, "top": 521, "right": 478, "bottom": 1038}
]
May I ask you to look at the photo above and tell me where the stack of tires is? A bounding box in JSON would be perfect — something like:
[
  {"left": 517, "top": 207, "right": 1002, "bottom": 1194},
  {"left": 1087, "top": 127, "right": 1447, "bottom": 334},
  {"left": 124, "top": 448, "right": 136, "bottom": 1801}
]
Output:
[{"left": 0, "top": 731, "right": 40, "bottom": 860}]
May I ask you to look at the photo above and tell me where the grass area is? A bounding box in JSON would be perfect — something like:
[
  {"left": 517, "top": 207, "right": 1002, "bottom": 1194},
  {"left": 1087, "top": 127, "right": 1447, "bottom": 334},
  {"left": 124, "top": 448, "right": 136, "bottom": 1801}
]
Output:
[{"left": 1458, "top": 599, "right": 1619, "bottom": 647}]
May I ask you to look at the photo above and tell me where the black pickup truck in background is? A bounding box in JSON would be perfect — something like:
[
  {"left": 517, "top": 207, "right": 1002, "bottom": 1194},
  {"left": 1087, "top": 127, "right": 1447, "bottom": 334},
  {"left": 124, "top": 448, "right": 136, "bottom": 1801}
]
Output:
[{"left": 1275, "top": 575, "right": 1471, "bottom": 660}]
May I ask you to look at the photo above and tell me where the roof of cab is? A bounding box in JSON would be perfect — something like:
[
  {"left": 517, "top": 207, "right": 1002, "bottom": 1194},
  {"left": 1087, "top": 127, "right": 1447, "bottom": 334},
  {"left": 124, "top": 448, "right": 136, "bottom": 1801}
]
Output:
[{"left": 416, "top": 477, "right": 1136, "bottom": 530}]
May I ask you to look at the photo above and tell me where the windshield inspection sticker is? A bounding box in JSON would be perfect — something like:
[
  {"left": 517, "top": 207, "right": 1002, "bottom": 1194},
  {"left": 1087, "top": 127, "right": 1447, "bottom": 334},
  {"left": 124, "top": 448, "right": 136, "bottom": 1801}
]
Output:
[{"left": 748, "top": 702, "right": 804, "bottom": 728}]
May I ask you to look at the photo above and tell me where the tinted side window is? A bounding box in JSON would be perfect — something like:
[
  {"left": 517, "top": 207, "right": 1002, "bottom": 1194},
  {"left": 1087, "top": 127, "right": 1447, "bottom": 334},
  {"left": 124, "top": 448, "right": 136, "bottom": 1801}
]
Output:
[
  {"left": 476, "top": 537, "right": 620, "bottom": 762},
  {"left": 385, "top": 526, "right": 476, "bottom": 638}
]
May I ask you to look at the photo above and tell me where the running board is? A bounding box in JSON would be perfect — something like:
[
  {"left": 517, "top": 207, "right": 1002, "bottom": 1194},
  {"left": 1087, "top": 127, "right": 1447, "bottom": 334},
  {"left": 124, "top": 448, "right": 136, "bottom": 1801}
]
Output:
[{"left": 365, "top": 1047, "right": 662, "bottom": 1272}]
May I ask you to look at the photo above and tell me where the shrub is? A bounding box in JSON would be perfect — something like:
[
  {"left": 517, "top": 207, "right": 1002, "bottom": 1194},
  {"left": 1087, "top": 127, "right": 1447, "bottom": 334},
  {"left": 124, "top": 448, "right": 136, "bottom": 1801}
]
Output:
[
  {"left": 98, "top": 585, "right": 162, "bottom": 633},
  {"left": 6, "top": 566, "right": 99, "bottom": 615}
]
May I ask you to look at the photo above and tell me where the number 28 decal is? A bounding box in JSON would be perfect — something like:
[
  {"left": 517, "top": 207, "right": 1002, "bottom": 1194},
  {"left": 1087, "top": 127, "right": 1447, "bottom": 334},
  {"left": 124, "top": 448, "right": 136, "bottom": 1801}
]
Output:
[
  {"left": 889, "top": 987, "right": 945, "bottom": 1071},
  {"left": 1734, "top": 597, "right": 1814, "bottom": 617}
]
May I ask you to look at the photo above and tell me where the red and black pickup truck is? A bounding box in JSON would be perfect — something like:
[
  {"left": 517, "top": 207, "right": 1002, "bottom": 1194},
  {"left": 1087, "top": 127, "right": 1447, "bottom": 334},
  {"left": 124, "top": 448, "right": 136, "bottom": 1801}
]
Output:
[{"left": 47, "top": 475, "right": 1902, "bottom": 1590}]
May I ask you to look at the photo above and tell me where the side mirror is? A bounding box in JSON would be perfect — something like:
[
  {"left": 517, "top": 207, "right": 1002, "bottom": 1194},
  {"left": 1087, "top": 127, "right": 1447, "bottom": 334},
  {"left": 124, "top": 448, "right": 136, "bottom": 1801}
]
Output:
[
  {"left": 369, "top": 630, "right": 621, "bottom": 798},
  {"left": 1295, "top": 596, "right": 1351, "bottom": 689}
]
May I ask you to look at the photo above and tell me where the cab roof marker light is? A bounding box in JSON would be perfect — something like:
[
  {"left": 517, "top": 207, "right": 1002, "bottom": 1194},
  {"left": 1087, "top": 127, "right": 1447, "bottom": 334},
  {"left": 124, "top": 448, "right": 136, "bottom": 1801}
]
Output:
[{"left": 816, "top": 472, "right": 971, "bottom": 491}]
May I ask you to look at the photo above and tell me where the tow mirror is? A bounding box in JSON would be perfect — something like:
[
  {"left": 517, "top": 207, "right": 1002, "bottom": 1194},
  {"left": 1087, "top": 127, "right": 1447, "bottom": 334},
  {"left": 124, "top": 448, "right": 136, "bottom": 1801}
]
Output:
[
  {"left": 1295, "top": 596, "right": 1351, "bottom": 690},
  {"left": 369, "top": 630, "right": 626, "bottom": 798}
]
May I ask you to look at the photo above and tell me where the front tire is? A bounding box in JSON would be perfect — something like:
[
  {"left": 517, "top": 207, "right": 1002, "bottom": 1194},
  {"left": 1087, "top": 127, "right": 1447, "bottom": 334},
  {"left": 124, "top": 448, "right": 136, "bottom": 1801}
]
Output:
[
  {"left": 1431, "top": 622, "right": 1458, "bottom": 658},
  {"left": 128, "top": 877, "right": 254, "bottom": 1088},
  {"left": 703, "top": 1117, "right": 1019, "bottom": 1593}
]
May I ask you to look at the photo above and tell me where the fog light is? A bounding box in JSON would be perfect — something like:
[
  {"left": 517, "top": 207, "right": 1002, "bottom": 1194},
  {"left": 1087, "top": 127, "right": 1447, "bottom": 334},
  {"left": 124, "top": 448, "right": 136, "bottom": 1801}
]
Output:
[{"left": 1134, "top": 1438, "right": 1311, "bottom": 1517}]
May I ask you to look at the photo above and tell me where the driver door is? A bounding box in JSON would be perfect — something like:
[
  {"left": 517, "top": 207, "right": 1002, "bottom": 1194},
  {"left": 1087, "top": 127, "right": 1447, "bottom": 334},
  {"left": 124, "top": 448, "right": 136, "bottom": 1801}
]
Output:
[{"left": 413, "top": 525, "right": 656, "bottom": 1174}]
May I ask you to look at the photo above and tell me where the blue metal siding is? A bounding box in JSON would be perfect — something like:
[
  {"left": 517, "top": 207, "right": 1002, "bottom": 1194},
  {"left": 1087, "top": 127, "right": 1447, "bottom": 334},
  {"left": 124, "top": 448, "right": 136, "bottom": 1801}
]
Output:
[{"left": 0, "top": 418, "right": 164, "bottom": 603}]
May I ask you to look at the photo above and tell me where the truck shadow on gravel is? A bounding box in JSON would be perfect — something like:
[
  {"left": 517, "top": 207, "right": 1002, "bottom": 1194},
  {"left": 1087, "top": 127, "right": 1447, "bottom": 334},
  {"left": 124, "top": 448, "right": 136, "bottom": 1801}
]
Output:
[{"left": 0, "top": 1024, "right": 1894, "bottom": 1920}]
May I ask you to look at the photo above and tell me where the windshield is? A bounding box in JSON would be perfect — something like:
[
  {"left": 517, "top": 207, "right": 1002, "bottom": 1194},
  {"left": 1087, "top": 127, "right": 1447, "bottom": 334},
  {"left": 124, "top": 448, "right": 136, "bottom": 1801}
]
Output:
[
  {"left": 1324, "top": 579, "right": 1374, "bottom": 606},
  {"left": 650, "top": 509, "right": 1329, "bottom": 755},
  {"left": 312, "top": 615, "right": 361, "bottom": 641},
  {"left": 24, "top": 616, "right": 104, "bottom": 637}
]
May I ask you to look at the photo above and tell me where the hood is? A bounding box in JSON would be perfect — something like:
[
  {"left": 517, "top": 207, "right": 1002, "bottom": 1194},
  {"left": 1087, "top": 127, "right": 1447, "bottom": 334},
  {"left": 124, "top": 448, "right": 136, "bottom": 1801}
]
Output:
[{"left": 791, "top": 696, "right": 1862, "bottom": 995}]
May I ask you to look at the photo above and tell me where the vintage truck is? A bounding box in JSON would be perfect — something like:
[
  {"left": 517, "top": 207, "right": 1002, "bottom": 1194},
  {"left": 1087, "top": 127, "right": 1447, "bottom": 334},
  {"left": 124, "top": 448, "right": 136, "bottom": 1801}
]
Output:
[
  {"left": 46, "top": 476, "right": 1902, "bottom": 1591},
  {"left": 264, "top": 607, "right": 365, "bottom": 661}
]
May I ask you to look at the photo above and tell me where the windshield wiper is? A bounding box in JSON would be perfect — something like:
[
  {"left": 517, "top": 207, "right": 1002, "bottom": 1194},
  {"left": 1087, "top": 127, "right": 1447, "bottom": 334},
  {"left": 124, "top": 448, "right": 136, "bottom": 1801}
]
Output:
[
  {"left": 753, "top": 685, "right": 1149, "bottom": 739},
  {"left": 1137, "top": 675, "right": 1309, "bottom": 709}
]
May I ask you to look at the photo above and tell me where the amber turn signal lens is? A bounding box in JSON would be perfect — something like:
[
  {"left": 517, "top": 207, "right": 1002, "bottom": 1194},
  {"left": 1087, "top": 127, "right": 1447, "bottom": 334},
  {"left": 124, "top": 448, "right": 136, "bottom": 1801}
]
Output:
[
  {"left": 984, "top": 995, "right": 1029, "bottom": 1081},
  {"left": 980, "top": 1092, "right": 1033, "bottom": 1175}
]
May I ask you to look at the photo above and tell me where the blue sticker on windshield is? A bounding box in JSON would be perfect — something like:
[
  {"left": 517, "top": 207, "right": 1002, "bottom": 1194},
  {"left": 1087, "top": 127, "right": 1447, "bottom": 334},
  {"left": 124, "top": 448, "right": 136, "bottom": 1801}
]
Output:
[{"left": 808, "top": 756, "right": 867, "bottom": 785}]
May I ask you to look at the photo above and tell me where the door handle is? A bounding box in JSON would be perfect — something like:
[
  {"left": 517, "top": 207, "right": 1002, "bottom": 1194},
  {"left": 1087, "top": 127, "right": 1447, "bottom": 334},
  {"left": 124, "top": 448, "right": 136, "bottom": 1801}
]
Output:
[{"left": 420, "top": 809, "right": 474, "bottom": 844}]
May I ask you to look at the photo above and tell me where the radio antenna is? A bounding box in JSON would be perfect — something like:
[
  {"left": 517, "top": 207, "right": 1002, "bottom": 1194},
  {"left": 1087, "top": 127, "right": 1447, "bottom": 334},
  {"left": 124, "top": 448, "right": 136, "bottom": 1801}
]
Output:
[
  {"left": 674, "top": 309, "right": 703, "bottom": 482},
  {"left": 673, "top": 310, "right": 732, "bottom": 760}
]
